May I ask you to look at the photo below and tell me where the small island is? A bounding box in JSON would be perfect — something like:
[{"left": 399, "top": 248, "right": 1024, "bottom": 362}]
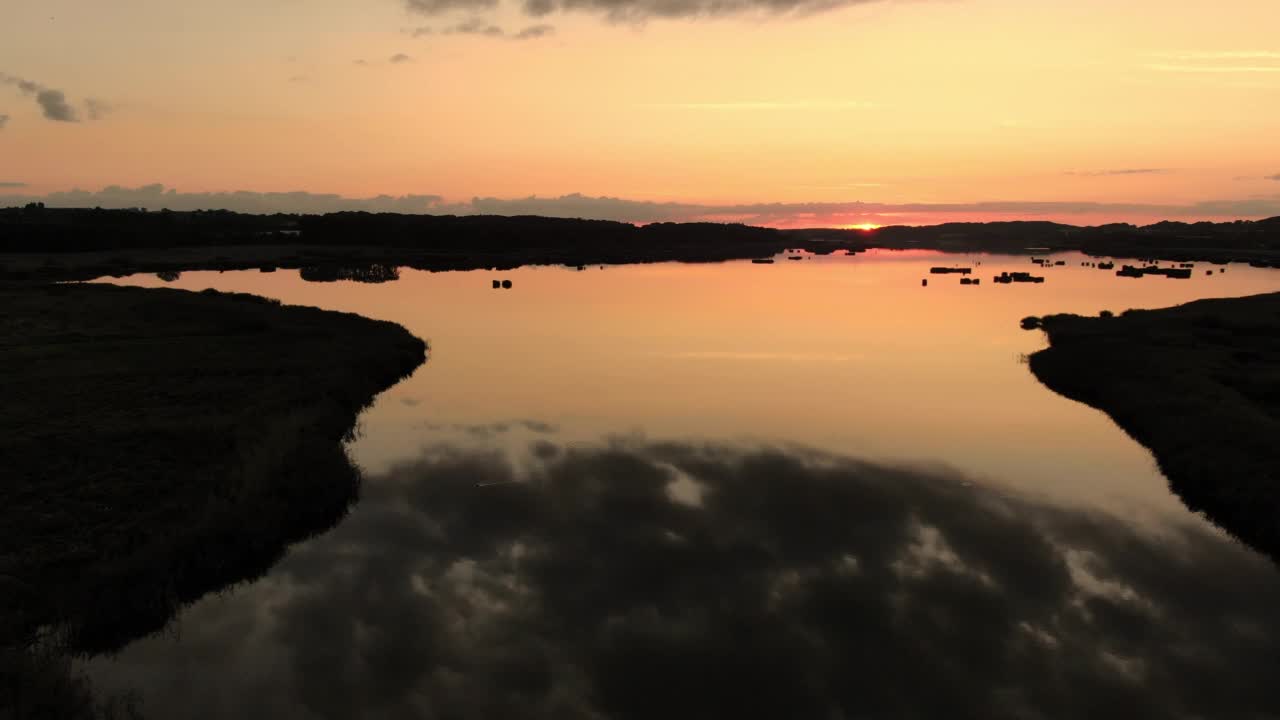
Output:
[
  {"left": 1, "top": 283, "right": 426, "bottom": 714},
  {"left": 1028, "top": 293, "right": 1280, "bottom": 561}
]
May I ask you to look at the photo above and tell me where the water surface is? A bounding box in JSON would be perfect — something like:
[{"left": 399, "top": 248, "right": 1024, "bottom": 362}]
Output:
[{"left": 88, "top": 251, "right": 1280, "bottom": 718}]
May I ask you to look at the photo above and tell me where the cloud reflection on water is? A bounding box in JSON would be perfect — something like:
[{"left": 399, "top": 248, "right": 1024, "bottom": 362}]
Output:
[{"left": 89, "top": 433, "right": 1280, "bottom": 719}]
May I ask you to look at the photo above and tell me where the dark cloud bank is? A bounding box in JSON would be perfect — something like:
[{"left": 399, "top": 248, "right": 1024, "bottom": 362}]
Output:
[
  {"left": 4, "top": 186, "right": 1279, "bottom": 224},
  {"left": 88, "top": 436, "right": 1280, "bottom": 719},
  {"left": 407, "top": 0, "right": 887, "bottom": 21}
]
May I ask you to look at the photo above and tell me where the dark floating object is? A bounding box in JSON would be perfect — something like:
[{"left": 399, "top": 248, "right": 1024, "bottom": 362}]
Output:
[
  {"left": 1207, "top": 270, "right": 1214, "bottom": 276},
  {"left": 994, "top": 271, "right": 1044, "bottom": 284},
  {"left": 1054, "top": 260, "right": 1066, "bottom": 266},
  {"left": 1116, "top": 265, "right": 1192, "bottom": 279},
  {"left": 492, "top": 280, "right": 501, "bottom": 289},
  {"left": 502, "top": 280, "right": 513, "bottom": 289},
  {"left": 922, "top": 278, "right": 928, "bottom": 287},
  {"left": 752, "top": 258, "right": 775, "bottom": 264},
  {"left": 930, "top": 267, "right": 972, "bottom": 275},
  {"left": 960, "top": 277, "right": 981, "bottom": 285},
  {"left": 1020, "top": 316, "right": 1042, "bottom": 330},
  {"left": 1098, "top": 262, "right": 1115, "bottom": 270},
  {"left": 788, "top": 256, "right": 804, "bottom": 261}
]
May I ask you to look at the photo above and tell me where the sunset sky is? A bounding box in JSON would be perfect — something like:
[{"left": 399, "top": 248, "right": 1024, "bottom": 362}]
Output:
[{"left": 2, "top": 0, "right": 1279, "bottom": 226}]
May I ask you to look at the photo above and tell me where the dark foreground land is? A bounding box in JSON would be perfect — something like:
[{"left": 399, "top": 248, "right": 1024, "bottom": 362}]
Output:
[
  {"left": 2, "top": 206, "right": 1279, "bottom": 284},
  {"left": 0, "top": 283, "right": 426, "bottom": 717},
  {"left": 1029, "top": 293, "right": 1280, "bottom": 560}
]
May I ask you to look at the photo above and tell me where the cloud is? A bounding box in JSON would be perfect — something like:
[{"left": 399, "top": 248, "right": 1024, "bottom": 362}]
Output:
[
  {"left": 514, "top": 23, "right": 556, "bottom": 39},
  {"left": 0, "top": 73, "right": 78, "bottom": 122},
  {"left": 0, "top": 114, "right": 8, "bottom": 129},
  {"left": 4, "top": 186, "right": 1280, "bottom": 225},
  {"left": 404, "top": 0, "right": 887, "bottom": 21},
  {"left": 1146, "top": 64, "right": 1280, "bottom": 74},
  {"left": 406, "top": 0, "right": 499, "bottom": 13},
  {"left": 519, "top": 0, "right": 885, "bottom": 21},
  {"left": 442, "top": 17, "right": 505, "bottom": 36},
  {"left": 81, "top": 437, "right": 1280, "bottom": 719},
  {"left": 1267, "top": 174, "right": 1280, "bottom": 182},
  {"left": 35, "top": 89, "right": 78, "bottom": 122},
  {"left": 1066, "top": 168, "right": 1169, "bottom": 177},
  {"left": 0, "top": 184, "right": 447, "bottom": 214},
  {"left": 0, "top": 181, "right": 26, "bottom": 188},
  {"left": 83, "top": 98, "right": 111, "bottom": 120},
  {"left": 389, "top": 53, "right": 414, "bottom": 63},
  {"left": 407, "top": 20, "right": 557, "bottom": 39},
  {"left": 643, "top": 99, "right": 876, "bottom": 110},
  {"left": 1150, "top": 51, "right": 1280, "bottom": 60},
  {"left": 456, "top": 192, "right": 1280, "bottom": 225}
]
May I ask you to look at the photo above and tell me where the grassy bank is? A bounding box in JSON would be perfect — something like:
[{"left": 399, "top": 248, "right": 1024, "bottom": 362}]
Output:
[
  {"left": 0, "top": 283, "right": 426, "bottom": 716},
  {"left": 1028, "top": 292, "right": 1280, "bottom": 560}
]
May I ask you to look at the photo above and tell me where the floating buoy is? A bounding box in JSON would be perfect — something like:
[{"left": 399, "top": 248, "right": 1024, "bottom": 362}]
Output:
[
  {"left": 502, "top": 280, "right": 513, "bottom": 289},
  {"left": 922, "top": 278, "right": 928, "bottom": 287},
  {"left": 492, "top": 280, "right": 501, "bottom": 289}
]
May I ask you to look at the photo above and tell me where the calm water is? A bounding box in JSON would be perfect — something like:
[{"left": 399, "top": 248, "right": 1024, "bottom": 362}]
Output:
[{"left": 88, "top": 251, "right": 1280, "bottom": 718}]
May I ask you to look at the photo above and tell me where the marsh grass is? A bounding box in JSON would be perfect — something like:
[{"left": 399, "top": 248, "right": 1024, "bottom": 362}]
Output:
[
  {"left": 1029, "top": 292, "right": 1280, "bottom": 561},
  {"left": 0, "top": 283, "right": 426, "bottom": 717}
]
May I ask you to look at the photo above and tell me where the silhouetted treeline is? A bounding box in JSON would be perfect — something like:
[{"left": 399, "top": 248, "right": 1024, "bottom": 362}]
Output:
[
  {"left": 791, "top": 218, "right": 1280, "bottom": 260},
  {"left": 0, "top": 205, "right": 786, "bottom": 257},
  {"left": 0, "top": 204, "right": 302, "bottom": 252},
  {"left": 4, "top": 204, "right": 1279, "bottom": 271}
]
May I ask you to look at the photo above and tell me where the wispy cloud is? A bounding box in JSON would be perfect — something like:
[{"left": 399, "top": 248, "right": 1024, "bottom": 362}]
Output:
[
  {"left": 406, "top": 0, "right": 499, "bottom": 13},
  {"left": 406, "top": 0, "right": 889, "bottom": 22},
  {"left": 390, "top": 53, "right": 415, "bottom": 64},
  {"left": 1066, "top": 168, "right": 1170, "bottom": 177},
  {"left": 0, "top": 73, "right": 82, "bottom": 122},
  {"left": 0, "top": 114, "right": 8, "bottom": 129},
  {"left": 514, "top": 24, "right": 556, "bottom": 39},
  {"left": 642, "top": 100, "right": 877, "bottom": 110},
  {"left": 1267, "top": 174, "right": 1280, "bottom": 182},
  {"left": 83, "top": 98, "right": 111, "bottom": 120},
  {"left": 406, "top": 20, "right": 557, "bottom": 39},
  {"left": 1146, "top": 64, "right": 1280, "bottom": 74},
  {"left": 1150, "top": 51, "right": 1280, "bottom": 60},
  {"left": 442, "top": 17, "right": 504, "bottom": 36},
  {"left": 0, "top": 181, "right": 26, "bottom": 188}
]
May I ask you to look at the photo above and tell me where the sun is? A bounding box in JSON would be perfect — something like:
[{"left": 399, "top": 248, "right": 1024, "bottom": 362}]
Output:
[{"left": 845, "top": 223, "right": 882, "bottom": 231}]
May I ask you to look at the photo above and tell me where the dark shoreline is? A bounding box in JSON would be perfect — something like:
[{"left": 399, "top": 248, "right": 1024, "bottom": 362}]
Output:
[
  {"left": 1028, "top": 292, "right": 1280, "bottom": 562},
  {"left": 1, "top": 283, "right": 426, "bottom": 717},
  {"left": 3, "top": 207, "right": 1279, "bottom": 285}
]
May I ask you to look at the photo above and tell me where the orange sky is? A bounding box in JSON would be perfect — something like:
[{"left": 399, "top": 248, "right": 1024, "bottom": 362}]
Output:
[{"left": 2, "top": 0, "right": 1279, "bottom": 226}]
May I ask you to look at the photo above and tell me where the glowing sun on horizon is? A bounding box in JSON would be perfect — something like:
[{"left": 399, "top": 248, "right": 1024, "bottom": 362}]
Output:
[{"left": 845, "top": 223, "right": 882, "bottom": 231}]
